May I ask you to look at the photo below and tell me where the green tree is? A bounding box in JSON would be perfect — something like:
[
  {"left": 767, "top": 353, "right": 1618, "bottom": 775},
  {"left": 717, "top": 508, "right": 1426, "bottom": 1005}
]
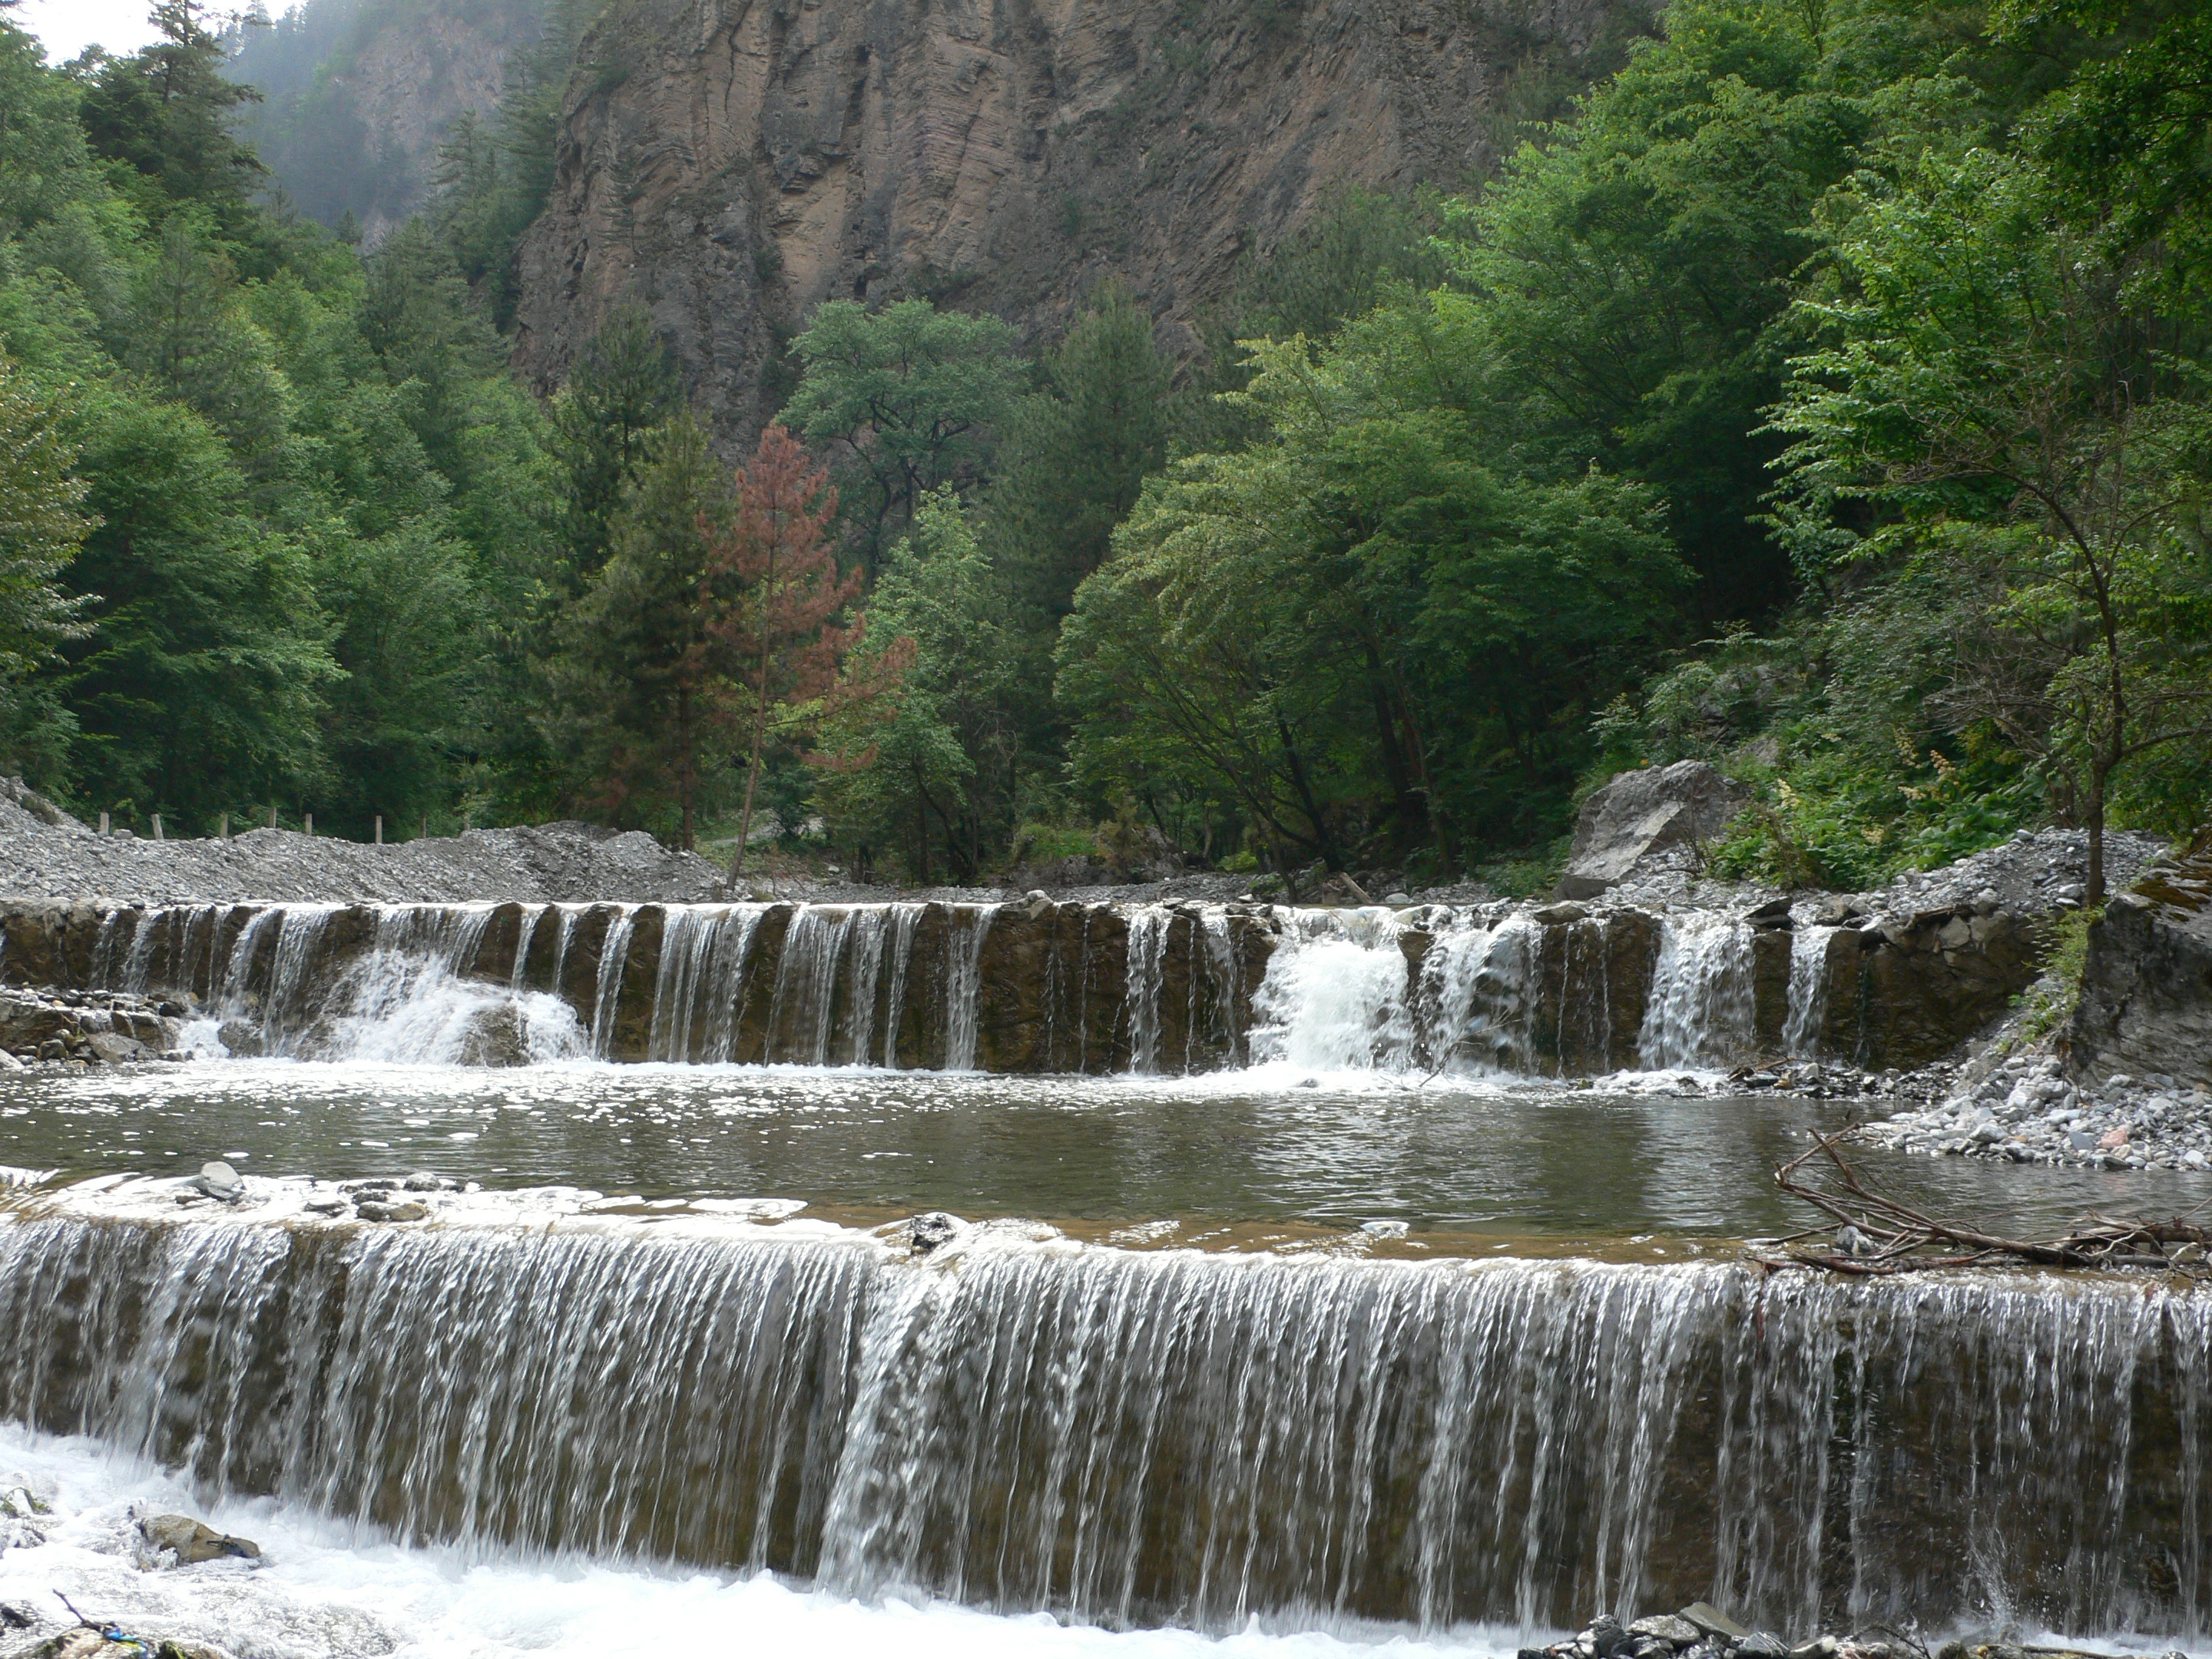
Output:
[
  {"left": 78, "top": 1, "right": 267, "bottom": 222},
  {"left": 818, "top": 487, "right": 1013, "bottom": 883},
  {"left": 0, "top": 353, "right": 93, "bottom": 774},
  {"left": 541, "top": 414, "right": 731, "bottom": 839},
  {"left": 1771, "top": 148, "right": 2212, "bottom": 902},
  {"left": 548, "top": 301, "right": 684, "bottom": 591},
  {"left": 61, "top": 392, "right": 337, "bottom": 824},
  {"left": 990, "top": 284, "right": 1171, "bottom": 625},
  {"left": 780, "top": 298, "right": 1025, "bottom": 574}
]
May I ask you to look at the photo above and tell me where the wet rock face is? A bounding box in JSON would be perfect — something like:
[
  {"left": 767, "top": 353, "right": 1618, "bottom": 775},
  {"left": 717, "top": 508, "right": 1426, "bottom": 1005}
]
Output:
[
  {"left": 510, "top": 0, "right": 1641, "bottom": 440},
  {"left": 2069, "top": 843, "right": 2212, "bottom": 1092},
  {"left": 1819, "top": 906, "right": 2048, "bottom": 1071},
  {"left": 1558, "top": 763, "right": 1750, "bottom": 900}
]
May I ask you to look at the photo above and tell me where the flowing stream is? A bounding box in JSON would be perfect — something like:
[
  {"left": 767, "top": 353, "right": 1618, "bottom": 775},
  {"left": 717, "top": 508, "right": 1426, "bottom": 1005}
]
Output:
[{"left": 0, "top": 1193, "right": 2204, "bottom": 1640}]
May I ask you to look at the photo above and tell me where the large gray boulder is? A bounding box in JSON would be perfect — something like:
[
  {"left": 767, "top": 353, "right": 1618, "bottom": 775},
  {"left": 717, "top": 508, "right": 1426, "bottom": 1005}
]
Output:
[
  {"left": 1558, "top": 761, "right": 1750, "bottom": 899},
  {"left": 2067, "top": 841, "right": 2212, "bottom": 1091}
]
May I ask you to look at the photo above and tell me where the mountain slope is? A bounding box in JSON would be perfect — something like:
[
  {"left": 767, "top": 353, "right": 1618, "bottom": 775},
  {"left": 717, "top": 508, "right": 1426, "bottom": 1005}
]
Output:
[{"left": 512, "top": 0, "right": 1646, "bottom": 436}]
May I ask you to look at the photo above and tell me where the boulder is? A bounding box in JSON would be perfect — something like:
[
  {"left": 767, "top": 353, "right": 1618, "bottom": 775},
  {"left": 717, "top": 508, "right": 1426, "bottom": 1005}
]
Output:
[
  {"left": 1559, "top": 762, "right": 1750, "bottom": 899},
  {"left": 455, "top": 1002, "right": 530, "bottom": 1068},
  {"left": 2066, "top": 840, "right": 2212, "bottom": 1093},
  {"left": 141, "top": 1512, "right": 260, "bottom": 1563},
  {"left": 186, "top": 1161, "right": 243, "bottom": 1201}
]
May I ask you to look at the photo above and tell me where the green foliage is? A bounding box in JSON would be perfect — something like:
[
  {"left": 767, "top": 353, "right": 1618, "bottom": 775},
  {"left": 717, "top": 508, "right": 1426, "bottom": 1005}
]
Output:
[
  {"left": 780, "top": 298, "right": 1026, "bottom": 575},
  {"left": 2015, "top": 903, "right": 2101, "bottom": 1045},
  {"left": 816, "top": 488, "right": 1018, "bottom": 882},
  {"left": 79, "top": 1, "right": 271, "bottom": 244},
  {"left": 1059, "top": 331, "right": 1685, "bottom": 871},
  {"left": 0, "top": 5, "right": 554, "bottom": 833},
  {"left": 1770, "top": 144, "right": 2212, "bottom": 897}
]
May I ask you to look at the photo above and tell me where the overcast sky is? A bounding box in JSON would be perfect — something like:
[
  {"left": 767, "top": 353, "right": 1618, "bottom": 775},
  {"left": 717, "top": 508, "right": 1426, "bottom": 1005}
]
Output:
[{"left": 15, "top": 0, "right": 167, "bottom": 64}]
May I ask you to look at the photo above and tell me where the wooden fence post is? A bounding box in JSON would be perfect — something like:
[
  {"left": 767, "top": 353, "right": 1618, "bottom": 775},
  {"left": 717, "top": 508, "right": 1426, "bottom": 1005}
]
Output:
[
  {"left": 375, "top": 815, "right": 383, "bottom": 845},
  {"left": 98, "top": 811, "right": 109, "bottom": 836},
  {"left": 151, "top": 814, "right": 162, "bottom": 841},
  {"left": 219, "top": 813, "right": 229, "bottom": 839},
  {"left": 304, "top": 813, "right": 313, "bottom": 837}
]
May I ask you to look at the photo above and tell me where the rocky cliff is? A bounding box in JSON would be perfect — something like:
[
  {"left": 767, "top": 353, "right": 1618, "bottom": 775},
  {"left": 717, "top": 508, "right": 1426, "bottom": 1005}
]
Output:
[
  {"left": 511, "top": 0, "right": 1642, "bottom": 435},
  {"left": 230, "top": 0, "right": 543, "bottom": 241}
]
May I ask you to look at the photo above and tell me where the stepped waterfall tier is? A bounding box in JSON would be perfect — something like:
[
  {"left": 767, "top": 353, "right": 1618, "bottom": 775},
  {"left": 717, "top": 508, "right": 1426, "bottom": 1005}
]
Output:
[
  {"left": 1, "top": 894, "right": 2041, "bottom": 1076},
  {"left": 1, "top": 1194, "right": 2207, "bottom": 1638}
]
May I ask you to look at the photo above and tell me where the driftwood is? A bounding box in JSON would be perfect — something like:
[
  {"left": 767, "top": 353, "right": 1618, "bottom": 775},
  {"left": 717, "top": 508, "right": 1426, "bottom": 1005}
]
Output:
[{"left": 1763, "top": 1131, "right": 2212, "bottom": 1275}]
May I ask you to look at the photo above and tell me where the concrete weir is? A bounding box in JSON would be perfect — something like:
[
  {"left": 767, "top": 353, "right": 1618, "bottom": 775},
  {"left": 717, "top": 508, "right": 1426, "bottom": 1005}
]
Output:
[{"left": 0, "top": 895, "right": 2055, "bottom": 1076}]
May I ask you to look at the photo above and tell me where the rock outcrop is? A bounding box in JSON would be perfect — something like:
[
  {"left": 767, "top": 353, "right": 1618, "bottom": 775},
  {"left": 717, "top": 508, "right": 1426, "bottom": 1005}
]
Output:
[
  {"left": 2068, "top": 839, "right": 2212, "bottom": 1092},
  {"left": 511, "top": 0, "right": 1644, "bottom": 439},
  {"left": 228, "top": 0, "right": 539, "bottom": 244},
  {"left": 1558, "top": 762, "right": 1750, "bottom": 900}
]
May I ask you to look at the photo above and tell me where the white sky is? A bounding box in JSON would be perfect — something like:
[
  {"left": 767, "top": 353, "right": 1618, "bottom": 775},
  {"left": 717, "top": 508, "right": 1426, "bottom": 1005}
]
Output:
[{"left": 15, "top": 0, "right": 167, "bottom": 64}]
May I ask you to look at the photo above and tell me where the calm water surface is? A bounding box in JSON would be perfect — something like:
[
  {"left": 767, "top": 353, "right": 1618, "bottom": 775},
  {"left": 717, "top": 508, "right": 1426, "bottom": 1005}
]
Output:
[{"left": 2, "top": 1059, "right": 2195, "bottom": 1247}]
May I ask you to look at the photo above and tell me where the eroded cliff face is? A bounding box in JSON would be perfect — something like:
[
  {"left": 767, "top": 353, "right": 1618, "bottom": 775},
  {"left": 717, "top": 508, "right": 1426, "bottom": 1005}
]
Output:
[{"left": 512, "top": 0, "right": 1638, "bottom": 435}]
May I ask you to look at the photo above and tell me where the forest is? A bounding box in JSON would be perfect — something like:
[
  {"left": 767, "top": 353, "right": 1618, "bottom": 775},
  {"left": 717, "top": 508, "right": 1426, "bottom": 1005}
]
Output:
[{"left": 0, "top": 0, "right": 2206, "bottom": 901}]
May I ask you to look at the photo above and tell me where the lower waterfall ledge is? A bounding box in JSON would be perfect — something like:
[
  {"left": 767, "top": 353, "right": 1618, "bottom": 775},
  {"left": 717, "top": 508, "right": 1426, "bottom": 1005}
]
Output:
[{"left": 2, "top": 1187, "right": 2209, "bottom": 1641}]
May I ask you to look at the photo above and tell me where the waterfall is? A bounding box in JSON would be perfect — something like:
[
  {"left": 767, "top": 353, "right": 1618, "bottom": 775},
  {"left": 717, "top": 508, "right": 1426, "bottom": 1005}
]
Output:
[
  {"left": 942, "top": 905, "right": 999, "bottom": 1072},
  {"left": 1782, "top": 926, "right": 1836, "bottom": 1058},
  {"left": 1124, "top": 906, "right": 1172, "bottom": 1073},
  {"left": 1637, "top": 913, "right": 1756, "bottom": 1071},
  {"left": 879, "top": 903, "right": 925, "bottom": 1069},
  {"left": 1247, "top": 908, "right": 1521, "bottom": 1075},
  {"left": 768, "top": 906, "right": 857, "bottom": 1066},
  {"left": 36, "top": 897, "right": 1827, "bottom": 1078},
  {"left": 589, "top": 907, "right": 639, "bottom": 1060},
  {"left": 0, "top": 1204, "right": 2205, "bottom": 1639}
]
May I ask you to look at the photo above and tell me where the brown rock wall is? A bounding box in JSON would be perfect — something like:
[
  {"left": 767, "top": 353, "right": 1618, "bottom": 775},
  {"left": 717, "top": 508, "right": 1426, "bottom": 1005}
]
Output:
[{"left": 512, "top": 0, "right": 1643, "bottom": 442}]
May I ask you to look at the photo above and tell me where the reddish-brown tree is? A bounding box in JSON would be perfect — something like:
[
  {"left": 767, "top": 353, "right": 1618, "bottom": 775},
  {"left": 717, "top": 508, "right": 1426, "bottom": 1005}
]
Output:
[{"left": 701, "top": 424, "right": 866, "bottom": 887}]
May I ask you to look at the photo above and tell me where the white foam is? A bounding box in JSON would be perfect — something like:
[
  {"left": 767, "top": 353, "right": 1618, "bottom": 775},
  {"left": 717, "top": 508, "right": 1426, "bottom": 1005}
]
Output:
[{"left": 0, "top": 1424, "right": 1515, "bottom": 1658}]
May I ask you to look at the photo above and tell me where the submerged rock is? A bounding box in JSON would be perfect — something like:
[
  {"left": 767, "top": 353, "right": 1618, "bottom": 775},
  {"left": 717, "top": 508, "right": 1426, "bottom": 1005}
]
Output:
[
  {"left": 455, "top": 1002, "right": 530, "bottom": 1068},
  {"left": 906, "top": 1211, "right": 964, "bottom": 1254},
  {"left": 141, "top": 1512, "right": 260, "bottom": 1564}
]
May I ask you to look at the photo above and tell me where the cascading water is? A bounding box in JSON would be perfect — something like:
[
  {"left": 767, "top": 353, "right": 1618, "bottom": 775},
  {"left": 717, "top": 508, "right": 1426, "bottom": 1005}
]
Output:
[
  {"left": 1638, "top": 914, "right": 1757, "bottom": 1071},
  {"left": 59, "top": 896, "right": 1800, "bottom": 1078},
  {"left": 1247, "top": 907, "right": 1530, "bottom": 1075},
  {"left": 942, "top": 904, "right": 998, "bottom": 1072},
  {"left": 0, "top": 1202, "right": 2204, "bottom": 1640},
  {"left": 1124, "top": 906, "right": 1173, "bottom": 1073},
  {"left": 1781, "top": 926, "right": 1836, "bottom": 1058}
]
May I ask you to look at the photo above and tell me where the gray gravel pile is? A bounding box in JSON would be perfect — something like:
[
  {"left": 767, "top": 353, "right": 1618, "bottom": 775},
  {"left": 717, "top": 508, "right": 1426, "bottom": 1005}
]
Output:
[
  {"left": 0, "top": 780, "right": 731, "bottom": 904},
  {"left": 1863, "top": 1048, "right": 2212, "bottom": 1171}
]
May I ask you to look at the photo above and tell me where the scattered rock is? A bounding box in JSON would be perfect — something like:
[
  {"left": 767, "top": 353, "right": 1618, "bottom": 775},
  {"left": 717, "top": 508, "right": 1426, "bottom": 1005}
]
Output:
[
  {"left": 141, "top": 1512, "right": 260, "bottom": 1564},
  {"left": 2068, "top": 841, "right": 2212, "bottom": 1094},
  {"left": 186, "top": 1161, "right": 243, "bottom": 1201},
  {"left": 354, "top": 1199, "right": 429, "bottom": 1223},
  {"left": 1743, "top": 897, "right": 1793, "bottom": 929},
  {"left": 1630, "top": 1618, "right": 1704, "bottom": 1647},
  {"left": 214, "top": 1021, "right": 263, "bottom": 1058},
  {"left": 1680, "top": 1604, "right": 1752, "bottom": 1641},
  {"left": 402, "top": 1171, "right": 452, "bottom": 1192},
  {"left": 907, "top": 1211, "right": 965, "bottom": 1255}
]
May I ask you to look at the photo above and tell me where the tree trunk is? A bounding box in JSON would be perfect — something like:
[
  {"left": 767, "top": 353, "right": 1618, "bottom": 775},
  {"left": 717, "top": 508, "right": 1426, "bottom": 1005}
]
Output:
[
  {"left": 724, "top": 545, "right": 781, "bottom": 896},
  {"left": 677, "top": 678, "right": 695, "bottom": 852},
  {"left": 2086, "top": 760, "right": 2109, "bottom": 907}
]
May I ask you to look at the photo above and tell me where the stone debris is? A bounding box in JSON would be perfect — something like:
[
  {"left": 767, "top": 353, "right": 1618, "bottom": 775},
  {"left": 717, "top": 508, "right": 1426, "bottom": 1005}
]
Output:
[
  {"left": 0, "top": 779, "right": 729, "bottom": 906},
  {"left": 0, "top": 986, "right": 184, "bottom": 1069},
  {"left": 1558, "top": 759, "right": 1750, "bottom": 899},
  {"left": 1522, "top": 1611, "right": 2154, "bottom": 1659},
  {"left": 1863, "top": 1049, "right": 2212, "bottom": 1171}
]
